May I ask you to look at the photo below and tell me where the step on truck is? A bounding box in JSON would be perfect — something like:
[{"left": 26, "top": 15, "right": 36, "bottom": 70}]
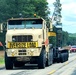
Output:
[{"left": 5, "top": 17, "right": 69, "bottom": 69}]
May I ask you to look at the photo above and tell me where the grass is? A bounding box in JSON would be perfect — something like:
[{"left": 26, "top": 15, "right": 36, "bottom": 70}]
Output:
[
  {"left": 0, "top": 51, "right": 4, "bottom": 66},
  {"left": 0, "top": 57, "right": 4, "bottom": 65}
]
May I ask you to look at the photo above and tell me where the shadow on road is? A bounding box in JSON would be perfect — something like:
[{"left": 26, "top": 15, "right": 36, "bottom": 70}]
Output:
[{"left": 14, "top": 64, "right": 38, "bottom": 70}]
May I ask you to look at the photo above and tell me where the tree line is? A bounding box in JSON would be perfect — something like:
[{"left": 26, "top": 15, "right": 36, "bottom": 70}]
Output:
[{"left": 0, "top": 0, "right": 50, "bottom": 23}]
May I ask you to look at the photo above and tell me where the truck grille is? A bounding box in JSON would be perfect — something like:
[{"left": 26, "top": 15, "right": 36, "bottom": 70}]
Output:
[
  {"left": 18, "top": 50, "right": 26, "bottom": 55},
  {"left": 12, "top": 35, "right": 32, "bottom": 42}
]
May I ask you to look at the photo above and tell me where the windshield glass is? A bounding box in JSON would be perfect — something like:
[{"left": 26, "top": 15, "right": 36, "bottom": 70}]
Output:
[{"left": 8, "top": 19, "right": 43, "bottom": 29}]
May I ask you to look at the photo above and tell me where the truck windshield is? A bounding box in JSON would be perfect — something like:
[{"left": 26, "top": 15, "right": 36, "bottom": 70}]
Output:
[{"left": 8, "top": 19, "right": 43, "bottom": 29}]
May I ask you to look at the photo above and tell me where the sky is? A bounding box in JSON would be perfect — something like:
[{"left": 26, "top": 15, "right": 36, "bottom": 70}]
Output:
[{"left": 47, "top": 0, "right": 76, "bottom": 33}]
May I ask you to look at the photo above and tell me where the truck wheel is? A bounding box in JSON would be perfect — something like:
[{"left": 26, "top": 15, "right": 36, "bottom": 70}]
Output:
[
  {"left": 61, "top": 53, "right": 64, "bottom": 63},
  {"left": 46, "top": 50, "right": 53, "bottom": 66},
  {"left": 50, "top": 49, "right": 53, "bottom": 65},
  {"left": 67, "top": 51, "right": 69, "bottom": 60},
  {"left": 46, "top": 53, "right": 50, "bottom": 66},
  {"left": 61, "top": 53, "right": 67, "bottom": 63},
  {"left": 5, "top": 52, "right": 13, "bottom": 69},
  {"left": 65, "top": 52, "right": 68, "bottom": 61},
  {"left": 38, "top": 49, "right": 46, "bottom": 69},
  {"left": 57, "top": 53, "right": 61, "bottom": 63}
]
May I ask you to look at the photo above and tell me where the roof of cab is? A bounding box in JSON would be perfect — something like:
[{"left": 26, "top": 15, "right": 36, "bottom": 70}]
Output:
[{"left": 8, "top": 17, "right": 44, "bottom": 21}]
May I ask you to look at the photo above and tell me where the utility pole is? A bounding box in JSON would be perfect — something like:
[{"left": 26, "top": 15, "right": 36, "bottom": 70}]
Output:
[{"left": 53, "top": 0, "right": 62, "bottom": 48}]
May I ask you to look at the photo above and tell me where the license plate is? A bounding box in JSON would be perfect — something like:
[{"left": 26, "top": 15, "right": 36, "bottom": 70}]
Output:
[{"left": 8, "top": 42, "right": 38, "bottom": 48}]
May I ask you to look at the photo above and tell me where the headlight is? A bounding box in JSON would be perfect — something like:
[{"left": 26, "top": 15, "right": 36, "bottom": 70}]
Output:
[
  {"left": 12, "top": 49, "right": 15, "bottom": 52},
  {"left": 12, "top": 37, "right": 16, "bottom": 42},
  {"left": 31, "top": 49, "right": 34, "bottom": 52}
]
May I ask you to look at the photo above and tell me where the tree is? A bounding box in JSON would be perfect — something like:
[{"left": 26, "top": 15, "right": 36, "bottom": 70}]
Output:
[
  {"left": 62, "top": 31, "right": 69, "bottom": 46},
  {"left": 32, "top": 0, "right": 50, "bottom": 19},
  {"left": 0, "top": 0, "right": 50, "bottom": 22},
  {"left": 0, "top": 0, "right": 8, "bottom": 22}
]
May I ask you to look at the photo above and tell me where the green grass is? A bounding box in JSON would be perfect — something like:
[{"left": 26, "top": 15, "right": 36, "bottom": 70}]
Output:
[{"left": 0, "top": 57, "right": 4, "bottom": 65}]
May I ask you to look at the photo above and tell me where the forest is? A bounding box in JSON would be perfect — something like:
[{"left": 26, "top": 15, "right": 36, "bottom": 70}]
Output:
[
  {"left": 0, "top": 0, "right": 76, "bottom": 50},
  {"left": 0, "top": 0, "right": 50, "bottom": 23}
]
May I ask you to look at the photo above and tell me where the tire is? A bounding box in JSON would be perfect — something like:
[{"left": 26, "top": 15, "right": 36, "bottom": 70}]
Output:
[
  {"left": 65, "top": 53, "right": 67, "bottom": 61},
  {"left": 50, "top": 49, "right": 53, "bottom": 65},
  {"left": 46, "top": 53, "right": 50, "bottom": 66},
  {"left": 57, "top": 53, "right": 61, "bottom": 63},
  {"left": 67, "top": 52, "right": 69, "bottom": 60},
  {"left": 61, "top": 52, "right": 69, "bottom": 63},
  {"left": 61, "top": 53, "right": 64, "bottom": 63},
  {"left": 65, "top": 52, "right": 69, "bottom": 61},
  {"left": 5, "top": 52, "right": 13, "bottom": 70},
  {"left": 46, "top": 49, "right": 53, "bottom": 66},
  {"left": 38, "top": 49, "right": 46, "bottom": 69}
]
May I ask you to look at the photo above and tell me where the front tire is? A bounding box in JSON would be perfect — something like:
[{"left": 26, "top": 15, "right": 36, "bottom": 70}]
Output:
[
  {"left": 46, "top": 49, "right": 53, "bottom": 66},
  {"left": 5, "top": 52, "right": 13, "bottom": 70},
  {"left": 38, "top": 49, "right": 46, "bottom": 69}
]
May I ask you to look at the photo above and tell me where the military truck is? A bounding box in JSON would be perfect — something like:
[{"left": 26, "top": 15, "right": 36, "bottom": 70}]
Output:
[{"left": 5, "top": 17, "right": 69, "bottom": 69}]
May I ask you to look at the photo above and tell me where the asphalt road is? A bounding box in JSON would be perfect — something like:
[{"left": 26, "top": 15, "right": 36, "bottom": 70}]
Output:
[{"left": 0, "top": 53, "right": 76, "bottom": 75}]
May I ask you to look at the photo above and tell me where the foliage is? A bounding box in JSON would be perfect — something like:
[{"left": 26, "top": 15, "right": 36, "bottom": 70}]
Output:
[
  {"left": 67, "top": 36, "right": 76, "bottom": 46},
  {"left": 62, "top": 31, "right": 69, "bottom": 46},
  {"left": 62, "top": 32, "right": 76, "bottom": 46},
  {"left": 0, "top": 0, "right": 50, "bottom": 23},
  {"left": 69, "top": 33, "right": 76, "bottom": 37}
]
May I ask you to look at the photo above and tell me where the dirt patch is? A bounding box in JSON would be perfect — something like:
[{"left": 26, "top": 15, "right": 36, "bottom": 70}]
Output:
[
  {"left": 0, "top": 51, "right": 4, "bottom": 57},
  {"left": 0, "top": 51, "right": 4, "bottom": 66}
]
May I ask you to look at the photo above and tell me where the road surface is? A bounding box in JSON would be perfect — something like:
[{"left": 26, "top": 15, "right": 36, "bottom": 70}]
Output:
[{"left": 0, "top": 53, "right": 76, "bottom": 75}]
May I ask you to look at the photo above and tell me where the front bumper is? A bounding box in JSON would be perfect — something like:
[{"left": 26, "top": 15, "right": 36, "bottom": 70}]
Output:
[{"left": 6, "top": 48, "right": 41, "bottom": 57}]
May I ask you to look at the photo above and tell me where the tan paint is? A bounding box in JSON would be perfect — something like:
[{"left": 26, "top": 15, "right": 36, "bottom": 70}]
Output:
[{"left": 6, "top": 18, "right": 49, "bottom": 61}]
